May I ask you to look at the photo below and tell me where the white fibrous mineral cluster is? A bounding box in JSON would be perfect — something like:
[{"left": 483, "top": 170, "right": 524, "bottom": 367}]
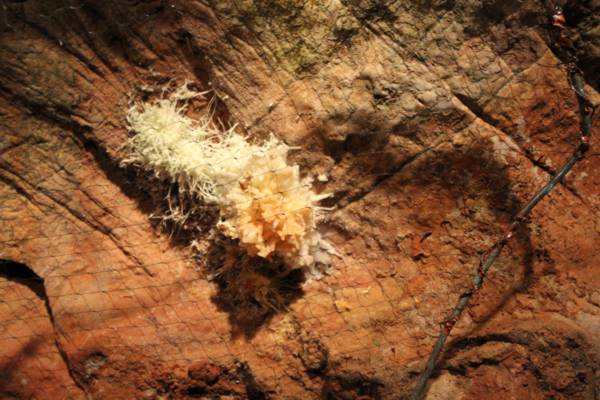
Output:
[{"left": 123, "top": 84, "right": 333, "bottom": 274}]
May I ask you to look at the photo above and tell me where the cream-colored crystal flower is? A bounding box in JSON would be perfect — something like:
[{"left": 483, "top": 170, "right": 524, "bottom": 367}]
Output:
[{"left": 123, "top": 84, "right": 333, "bottom": 272}]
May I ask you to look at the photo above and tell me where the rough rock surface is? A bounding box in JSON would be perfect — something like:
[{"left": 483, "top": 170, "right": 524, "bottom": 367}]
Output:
[{"left": 0, "top": 1, "right": 599, "bottom": 399}]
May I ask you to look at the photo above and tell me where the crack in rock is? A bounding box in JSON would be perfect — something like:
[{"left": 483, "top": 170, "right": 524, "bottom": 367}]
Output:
[{"left": 0, "top": 260, "right": 91, "bottom": 399}]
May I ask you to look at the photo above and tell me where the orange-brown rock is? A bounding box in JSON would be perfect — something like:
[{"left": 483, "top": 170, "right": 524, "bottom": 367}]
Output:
[{"left": 1, "top": 1, "right": 599, "bottom": 399}]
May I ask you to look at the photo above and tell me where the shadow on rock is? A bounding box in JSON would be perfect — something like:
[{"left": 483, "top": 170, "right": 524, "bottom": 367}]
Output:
[
  {"left": 204, "top": 237, "right": 306, "bottom": 339},
  {"left": 322, "top": 372, "right": 384, "bottom": 400},
  {"left": 0, "top": 336, "right": 45, "bottom": 399},
  {"left": 409, "top": 139, "right": 534, "bottom": 287},
  {"left": 401, "top": 139, "right": 536, "bottom": 370}
]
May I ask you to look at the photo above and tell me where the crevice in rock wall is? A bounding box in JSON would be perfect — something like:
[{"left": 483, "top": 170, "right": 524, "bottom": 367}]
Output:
[
  {"left": 0, "top": 260, "right": 90, "bottom": 398},
  {"left": 322, "top": 372, "right": 384, "bottom": 400},
  {"left": 454, "top": 90, "right": 560, "bottom": 176},
  {"left": 453, "top": 92, "right": 501, "bottom": 128},
  {"left": 235, "top": 362, "right": 269, "bottom": 400},
  {"left": 0, "top": 173, "right": 46, "bottom": 212},
  {"left": 337, "top": 145, "right": 433, "bottom": 210},
  {"left": 129, "top": 359, "right": 272, "bottom": 399},
  {"left": 0, "top": 151, "right": 153, "bottom": 277},
  {"left": 453, "top": 88, "right": 596, "bottom": 216},
  {"left": 0, "top": 260, "right": 45, "bottom": 300},
  {"left": 446, "top": 332, "right": 526, "bottom": 354},
  {"left": 440, "top": 327, "right": 598, "bottom": 398}
]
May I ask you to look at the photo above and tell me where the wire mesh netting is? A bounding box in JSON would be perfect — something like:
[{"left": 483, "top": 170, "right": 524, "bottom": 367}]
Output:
[{"left": 1, "top": 1, "right": 599, "bottom": 399}]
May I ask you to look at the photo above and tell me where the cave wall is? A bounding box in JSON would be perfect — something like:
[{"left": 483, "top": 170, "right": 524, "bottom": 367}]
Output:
[{"left": 0, "top": 1, "right": 599, "bottom": 399}]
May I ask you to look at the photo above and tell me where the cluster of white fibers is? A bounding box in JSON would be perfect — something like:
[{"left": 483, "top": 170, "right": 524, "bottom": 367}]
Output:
[{"left": 123, "top": 86, "right": 333, "bottom": 274}]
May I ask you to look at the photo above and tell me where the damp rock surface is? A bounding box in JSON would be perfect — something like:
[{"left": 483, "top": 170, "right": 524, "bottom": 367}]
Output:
[{"left": 0, "top": 1, "right": 599, "bottom": 399}]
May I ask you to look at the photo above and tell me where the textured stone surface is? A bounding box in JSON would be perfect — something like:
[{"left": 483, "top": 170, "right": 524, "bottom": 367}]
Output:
[{"left": 0, "top": 0, "right": 599, "bottom": 399}]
